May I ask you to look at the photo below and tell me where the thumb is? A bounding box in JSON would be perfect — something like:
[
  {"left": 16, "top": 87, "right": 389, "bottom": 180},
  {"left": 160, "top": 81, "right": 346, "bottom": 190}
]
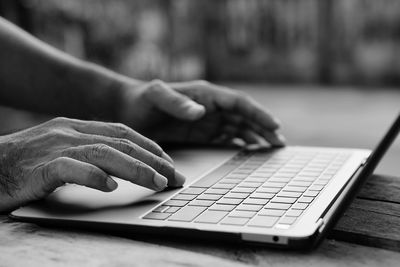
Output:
[{"left": 144, "top": 80, "right": 206, "bottom": 120}]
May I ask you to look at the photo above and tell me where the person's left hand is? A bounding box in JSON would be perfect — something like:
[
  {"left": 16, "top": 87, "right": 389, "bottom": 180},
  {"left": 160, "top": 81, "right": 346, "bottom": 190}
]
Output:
[{"left": 117, "top": 80, "right": 285, "bottom": 147}]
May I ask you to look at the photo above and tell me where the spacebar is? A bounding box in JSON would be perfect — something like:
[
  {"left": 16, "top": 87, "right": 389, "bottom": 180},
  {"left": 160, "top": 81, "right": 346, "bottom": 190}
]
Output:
[{"left": 190, "top": 163, "right": 238, "bottom": 188}]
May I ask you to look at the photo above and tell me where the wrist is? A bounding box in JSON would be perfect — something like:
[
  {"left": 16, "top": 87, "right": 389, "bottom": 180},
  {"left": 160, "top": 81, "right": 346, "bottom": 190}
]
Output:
[{"left": 76, "top": 62, "right": 142, "bottom": 121}]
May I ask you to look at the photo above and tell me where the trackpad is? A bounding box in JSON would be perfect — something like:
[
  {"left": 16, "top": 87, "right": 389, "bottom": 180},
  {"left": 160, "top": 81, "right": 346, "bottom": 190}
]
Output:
[{"left": 36, "top": 148, "right": 237, "bottom": 213}]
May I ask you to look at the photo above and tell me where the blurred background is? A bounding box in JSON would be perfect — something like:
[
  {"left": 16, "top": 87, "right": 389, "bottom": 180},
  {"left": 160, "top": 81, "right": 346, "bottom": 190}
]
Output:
[
  {"left": 0, "top": 0, "right": 399, "bottom": 175},
  {"left": 2, "top": 0, "right": 400, "bottom": 84}
]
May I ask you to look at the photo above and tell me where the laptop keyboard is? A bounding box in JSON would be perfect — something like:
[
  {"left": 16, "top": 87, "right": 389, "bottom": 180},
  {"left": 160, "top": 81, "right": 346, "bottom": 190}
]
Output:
[{"left": 143, "top": 149, "right": 350, "bottom": 229}]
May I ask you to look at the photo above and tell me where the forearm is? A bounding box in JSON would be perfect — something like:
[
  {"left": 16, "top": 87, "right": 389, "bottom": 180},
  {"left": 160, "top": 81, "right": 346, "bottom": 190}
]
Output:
[{"left": 0, "top": 17, "right": 140, "bottom": 121}]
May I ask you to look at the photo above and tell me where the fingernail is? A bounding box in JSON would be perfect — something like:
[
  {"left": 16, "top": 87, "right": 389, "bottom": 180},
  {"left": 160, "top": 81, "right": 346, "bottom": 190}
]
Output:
[
  {"left": 153, "top": 174, "right": 168, "bottom": 191},
  {"left": 277, "top": 134, "right": 287, "bottom": 146},
  {"left": 186, "top": 102, "right": 206, "bottom": 119},
  {"left": 162, "top": 152, "right": 174, "bottom": 164},
  {"left": 106, "top": 178, "right": 118, "bottom": 191},
  {"left": 169, "top": 170, "right": 186, "bottom": 187}
]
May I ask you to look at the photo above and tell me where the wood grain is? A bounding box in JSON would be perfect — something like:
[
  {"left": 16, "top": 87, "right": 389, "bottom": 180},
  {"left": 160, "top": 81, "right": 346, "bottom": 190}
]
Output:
[
  {"left": 331, "top": 175, "right": 400, "bottom": 251},
  {"left": 2, "top": 215, "right": 400, "bottom": 267}
]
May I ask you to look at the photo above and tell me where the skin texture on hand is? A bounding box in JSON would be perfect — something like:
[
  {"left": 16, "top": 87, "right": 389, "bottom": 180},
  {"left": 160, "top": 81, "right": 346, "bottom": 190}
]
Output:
[
  {"left": 0, "top": 117, "right": 184, "bottom": 213},
  {"left": 117, "top": 80, "right": 286, "bottom": 147}
]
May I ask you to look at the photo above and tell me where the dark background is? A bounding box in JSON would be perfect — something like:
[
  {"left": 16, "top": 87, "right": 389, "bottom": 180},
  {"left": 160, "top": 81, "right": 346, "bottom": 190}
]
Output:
[{"left": 2, "top": 0, "right": 400, "bottom": 85}]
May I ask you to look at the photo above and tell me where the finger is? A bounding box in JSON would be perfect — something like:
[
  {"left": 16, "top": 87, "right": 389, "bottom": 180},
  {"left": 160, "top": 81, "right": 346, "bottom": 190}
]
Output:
[
  {"left": 42, "top": 157, "right": 118, "bottom": 192},
  {"left": 66, "top": 119, "right": 174, "bottom": 164},
  {"left": 238, "top": 130, "right": 268, "bottom": 146},
  {"left": 223, "top": 113, "right": 285, "bottom": 146},
  {"left": 172, "top": 82, "right": 281, "bottom": 130},
  {"left": 63, "top": 144, "right": 168, "bottom": 191},
  {"left": 144, "top": 79, "right": 206, "bottom": 121},
  {"left": 75, "top": 133, "right": 185, "bottom": 187},
  {"left": 251, "top": 123, "right": 286, "bottom": 147}
]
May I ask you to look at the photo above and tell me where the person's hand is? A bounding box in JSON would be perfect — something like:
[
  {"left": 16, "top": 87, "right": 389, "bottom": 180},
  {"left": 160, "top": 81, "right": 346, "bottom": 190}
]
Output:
[
  {"left": 0, "top": 117, "right": 184, "bottom": 213},
  {"left": 118, "top": 80, "right": 285, "bottom": 146}
]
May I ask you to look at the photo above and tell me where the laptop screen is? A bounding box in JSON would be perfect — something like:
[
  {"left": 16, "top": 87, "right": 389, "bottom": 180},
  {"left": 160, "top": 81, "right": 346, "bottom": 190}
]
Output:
[{"left": 359, "top": 112, "right": 400, "bottom": 179}]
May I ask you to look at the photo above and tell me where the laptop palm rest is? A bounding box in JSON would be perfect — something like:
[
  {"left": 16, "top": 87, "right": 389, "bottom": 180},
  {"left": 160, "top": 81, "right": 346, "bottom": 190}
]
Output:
[{"left": 11, "top": 148, "right": 237, "bottom": 222}]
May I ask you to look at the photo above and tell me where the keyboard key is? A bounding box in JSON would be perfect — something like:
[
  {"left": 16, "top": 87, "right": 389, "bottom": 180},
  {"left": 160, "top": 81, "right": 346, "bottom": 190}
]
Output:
[
  {"left": 209, "top": 204, "right": 236, "bottom": 211},
  {"left": 197, "top": 194, "right": 223, "bottom": 201},
  {"left": 238, "top": 182, "right": 263, "bottom": 188},
  {"left": 217, "top": 198, "right": 243, "bottom": 205},
  {"left": 165, "top": 200, "right": 189, "bottom": 207},
  {"left": 277, "top": 191, "right": 302, "bottom": 198},
  {"left": 283, "top": 186, "right": 307, "bottom": 193},
  {"left": 279, "top": 216, "right": 297, "bottom": 225},
  {"left": 219, "top": 178, "right": 242, "bottom": 184},
  {"left": 309, "top": 185, "right": 324, "bottom": 191},
  {"left": 231, "top": 187, "right": 256, "bottom": 193},
  {"left": 227, "top": 173, "right": 249, "bottom": 179},
  {"left": 285, "top": 209, "right": 303, "bottom": 217},
  {"left": 191, "top": 163, "right": 239, "bottom": 188},
  {"left": 268, "top": 177, "right": 291, "bottom": 182},
  {"left": 224, "top": 192, "right": 250, "bottom": 199},
  {"left": 262, "top": 182, "right": 286, "bottom": 188},
  {"left": 258, "top": 187, "right": 280, "bottom": 193},
  {"left": 258, "top": 209, "right": 285, "bottom": 217},
  {"left": 248, "top": 215, "right": 279, "bottom": 228},
  {"left": 143, "top": 212, "right": 171, "bottom": 220},
  {"left": 165, "top": 207, "right": 180, "bottom": 213},
  {"left": 236, "top": 204, "right": 264, "bottom": 211},
  {"left": 273, "top": 173, "right": 296, "bottom": 178},
  {"left": 213, "top": 183, "right": 236, "bottom": 189},
  {"left": 271, "top": 197, "right": 297, "bottom": 204},
  {"left": 188, "top": 200, "right": 215, "bottom": 207},
  {"left": 242, "top": 198, "right": 269, "bottom": 205},
  {"left": 298, "top": 196, "right": 314, "bottom": 203},
  {"left": 287, "top": 181, "right": 312, "bottom": 187},
  {"left": 292, "top": 203, "right": 308, "bottom": 210},
  {"left": 250, "top": 172, "right": 274, "bottom": 178},
  {"left": 303, "top": 190, "right": 319, "bottom": 197},
  {"left": 153, "top": 205, "right": 169, "bottom": 213},
  {"left": 245, "top": 177, "right": 269, "bottom": 183},
  {"left": 293, "top": 177, "right": 315, "bottom": 182},
  {"left": 205, "top": 188, "right": 230, "bottom": 195},
  {"left": 313, "top": 180, "right": 329, "bottom": 185},
  {"left": 220, "top": 216, "right": 249, "bottom": 226},
  {"left": 168, "top": 206, "right": 206, "bottom": 222},
  {"left": 195, "top": 210, "right": 229, "bottom": 224},
  {"left": 181, "top": 187, "right": 206, "bottom": 195},
  {"left": 250, "top": 192, "right": 274, "bottom": 199},
  {"left": 229, "top": 210, "right": 257, "bottom": 218},
  {"left": 172, "top": 194, "right": 196, "bottom": 201},
  {"left": 264, "top": 203, "right": 291, "bottom": 210}
]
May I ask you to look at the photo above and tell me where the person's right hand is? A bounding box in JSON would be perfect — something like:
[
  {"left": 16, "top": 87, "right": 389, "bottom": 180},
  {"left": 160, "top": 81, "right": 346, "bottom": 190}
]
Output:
[{"left": 0, "top": 117, "right": 184, "bottom": 213}]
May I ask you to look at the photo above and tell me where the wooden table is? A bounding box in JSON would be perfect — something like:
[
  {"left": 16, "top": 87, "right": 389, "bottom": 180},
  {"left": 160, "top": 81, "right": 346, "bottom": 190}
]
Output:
[
  {"left": 1, "top": 174, "right": 400, "bottom": 266},
  {"left": 1, "top": 85, "right": 400, "bottom": 266}
]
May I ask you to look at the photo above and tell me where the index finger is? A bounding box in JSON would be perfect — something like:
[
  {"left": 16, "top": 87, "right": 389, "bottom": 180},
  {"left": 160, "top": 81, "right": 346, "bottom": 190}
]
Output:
[{"left": 66, "top": 119, "right": 174, "bottom": 163}]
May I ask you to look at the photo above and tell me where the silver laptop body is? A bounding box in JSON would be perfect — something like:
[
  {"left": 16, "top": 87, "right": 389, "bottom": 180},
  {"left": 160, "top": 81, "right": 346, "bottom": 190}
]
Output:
[{"left": 10, "top": 113, "right": 400, "bottom": 249}]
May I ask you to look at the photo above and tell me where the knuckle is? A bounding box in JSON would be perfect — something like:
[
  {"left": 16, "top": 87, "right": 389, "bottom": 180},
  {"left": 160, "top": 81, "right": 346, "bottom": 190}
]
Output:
[
  {"left": 51, "top": 117, "right": 69, "bottom": 125},
  {"left": 112, "top": 123, "right": 130, "bottom": 137},
  {"left": 195, "top": 80, "right": 210, "bottom": 87},
  {"left": 89, "top": 144, "right": 112, "bottom": 159},
  {"left": 132, "top": 160, "right": 145, "bottom": 178},
  {"left": 148, "top": 79, "right": 166, "bottom": 94},
  {"left": 42, "top": 158, "right": 64, "bottom": 185},
  {"left": 155, "top": 158, "right": 173, "bottom": 176},
  {"left": 118, "top": 138, "right": 137, "bottom": 155},
  {"left": 152, "top": 144, "right": 163, "bottom": 157}
]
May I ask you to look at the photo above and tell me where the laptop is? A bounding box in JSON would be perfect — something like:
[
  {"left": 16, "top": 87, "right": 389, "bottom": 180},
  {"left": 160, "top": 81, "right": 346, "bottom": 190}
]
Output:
[{"left": 10, "top": 112, "right": 400, "bottom": 249}]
